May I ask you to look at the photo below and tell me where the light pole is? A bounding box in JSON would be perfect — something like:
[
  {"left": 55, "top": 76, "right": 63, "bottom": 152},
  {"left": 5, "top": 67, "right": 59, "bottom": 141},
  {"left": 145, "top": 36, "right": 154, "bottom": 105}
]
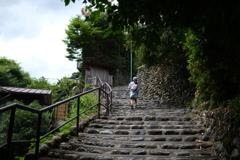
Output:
[{"left": 130, "top": 41, "right": 132, "bottom": 82}]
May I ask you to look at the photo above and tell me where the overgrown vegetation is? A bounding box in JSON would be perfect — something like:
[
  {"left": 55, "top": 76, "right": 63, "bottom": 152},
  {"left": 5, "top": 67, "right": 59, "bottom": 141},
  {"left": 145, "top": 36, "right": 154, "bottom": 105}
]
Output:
[
  {"left": 0, "top": 58, "right": 100, "bottom": 158},
  {"left": 65, "top": 0, "right": 240, "bottom": 110},
  {"left": 0, "top": 100, "right": 52, "bottom": 158},
  {"left": 59, "top": 91, "right": 98, "bottom": 133}
]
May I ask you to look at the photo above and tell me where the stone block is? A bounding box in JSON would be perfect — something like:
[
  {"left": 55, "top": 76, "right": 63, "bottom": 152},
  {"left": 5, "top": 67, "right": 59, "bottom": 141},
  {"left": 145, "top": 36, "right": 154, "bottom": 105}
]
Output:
[
  {"left": 115, "top": 130, "right": 129, "bottom": 135},
  {"left": 164, "top": 130, "right": 179, "bottom": 135},
  {"left": 132, "top": 150, "right": 147, "bottom": 155},
  {"left": 126, "top": 117, "right": 143, "bottom": 121},
  {"left": 148, "top": 130, "right": 162, "bottom": 135}
]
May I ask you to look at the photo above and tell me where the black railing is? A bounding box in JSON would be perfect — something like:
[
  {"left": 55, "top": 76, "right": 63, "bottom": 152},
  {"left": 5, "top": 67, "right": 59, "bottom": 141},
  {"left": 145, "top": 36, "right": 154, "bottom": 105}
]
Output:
[{"left": 0, "top": 76, "right": 112, "bottom": 160}]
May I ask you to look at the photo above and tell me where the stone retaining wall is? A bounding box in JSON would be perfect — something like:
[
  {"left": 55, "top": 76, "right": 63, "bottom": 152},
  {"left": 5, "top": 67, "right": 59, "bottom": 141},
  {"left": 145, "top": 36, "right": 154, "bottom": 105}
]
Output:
[
  {"left": 137, "top": 64, "right": 195, "bottom": 104},
  {"left": 137, "top": 64, "right": 240, "bottom": 160},
  {"left": 193, "top": 109, "right": 240, "bottom": 160}
]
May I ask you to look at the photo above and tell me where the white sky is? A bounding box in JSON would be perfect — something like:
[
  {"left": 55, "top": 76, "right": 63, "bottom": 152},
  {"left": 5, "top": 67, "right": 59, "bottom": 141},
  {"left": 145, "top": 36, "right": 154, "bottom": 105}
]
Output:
[{"left": 0, "top": 0, "right": 86, "bottom": 84}]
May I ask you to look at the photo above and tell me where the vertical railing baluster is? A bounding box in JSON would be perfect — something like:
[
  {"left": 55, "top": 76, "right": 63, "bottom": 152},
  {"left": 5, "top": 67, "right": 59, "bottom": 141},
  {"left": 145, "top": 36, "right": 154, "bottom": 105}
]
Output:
[
  {"left": 106, "top": 94, "right": 109, "bottom": 116},
  {"left": 76, "top": 97, "right": 80, "bottom": 137},
  {"left": 98, "top": 88, "right": 101, "bottom": 119},
  {"left": 35, "top": 113, "right": 42, "bottom": 160},
  {"left": 110, "top": 92, "right": 112, "bottom": 113},
  {"left": 7, "top": 108, "right": 16, "bottom": 160}
]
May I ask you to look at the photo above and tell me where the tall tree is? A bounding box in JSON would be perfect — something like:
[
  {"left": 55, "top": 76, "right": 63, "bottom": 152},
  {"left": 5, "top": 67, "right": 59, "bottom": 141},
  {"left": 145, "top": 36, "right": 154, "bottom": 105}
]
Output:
[
  {"left": 63, "top": 11, "right": 129, "bottom": 70},
  {"left": 0, "top": 57, "right": 32, "bottom": 87}
]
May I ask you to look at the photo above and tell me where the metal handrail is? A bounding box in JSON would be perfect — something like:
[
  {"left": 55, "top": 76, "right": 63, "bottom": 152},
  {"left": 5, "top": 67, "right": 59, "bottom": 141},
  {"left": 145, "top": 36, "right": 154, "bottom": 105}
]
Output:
[
  {"left": 96, "top": 76, "right": 113, "bottom": 115},
  {"left": 0, "top": 77, "right": 112, "bottom": 160}
]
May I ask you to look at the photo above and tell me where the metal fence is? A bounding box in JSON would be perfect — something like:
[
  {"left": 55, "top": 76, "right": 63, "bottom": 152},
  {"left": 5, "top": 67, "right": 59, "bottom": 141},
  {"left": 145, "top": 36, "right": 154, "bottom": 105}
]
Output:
[{"left": 0, "top": 76, "right": 112, "bottom": 160}]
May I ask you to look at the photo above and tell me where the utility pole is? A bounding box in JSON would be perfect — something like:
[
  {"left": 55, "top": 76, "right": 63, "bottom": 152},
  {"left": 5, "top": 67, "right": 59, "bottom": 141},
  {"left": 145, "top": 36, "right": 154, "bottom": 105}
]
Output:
[{"left": 130, "top": 41, "right": 132, "bottom": 82}]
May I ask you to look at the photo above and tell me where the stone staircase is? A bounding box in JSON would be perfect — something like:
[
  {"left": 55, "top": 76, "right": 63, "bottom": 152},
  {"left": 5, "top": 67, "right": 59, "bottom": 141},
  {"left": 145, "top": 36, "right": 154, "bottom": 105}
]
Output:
[{"left": 40, "top": 86, "right": 220, "bottom": 160}]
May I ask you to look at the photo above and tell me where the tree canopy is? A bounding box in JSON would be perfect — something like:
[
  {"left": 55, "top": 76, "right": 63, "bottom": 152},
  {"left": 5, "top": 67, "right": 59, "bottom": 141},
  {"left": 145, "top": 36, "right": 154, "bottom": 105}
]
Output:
[
  {"left": 0, "top": 57, "right": 32, "bottom": 87},
  {"left": 64, "top": 0, "right": 240, "bottom": 108},
  {"left": 63, "top": 12, "right": 129, "bottom": 70}
]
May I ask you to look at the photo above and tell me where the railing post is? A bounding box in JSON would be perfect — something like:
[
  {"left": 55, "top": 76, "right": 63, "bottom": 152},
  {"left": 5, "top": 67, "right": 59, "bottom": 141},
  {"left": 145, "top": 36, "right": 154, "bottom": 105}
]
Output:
[
  {"left": 7, "top": 108, "right": 16, "bottom": 160},
  {"left": 98, "top": 88, "right": 101, "bottom": 119},
  {"left": 76, "top": 97, "right": 80, "bottom": 137},
  {"left": 106, "top": 94, "right": 109, "bottom": 116},
  {"left": 35, "top": 113, "right": 42, "bottom": 160},
  {"left": 110, "top": 92, "right": 112, "bottom": 113}
]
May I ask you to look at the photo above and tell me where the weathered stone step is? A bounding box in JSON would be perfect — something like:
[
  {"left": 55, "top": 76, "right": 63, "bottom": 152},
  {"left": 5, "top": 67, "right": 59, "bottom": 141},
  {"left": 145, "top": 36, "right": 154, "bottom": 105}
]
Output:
[
  {"left": 112, "top": 105, "right": 188, "bottom": 114},
  {"left": 110, "top": 113, "right": 194, "bottom": 117},
  {"left": 44, "top": 149, "right": 219, "bottom": 160},
  {"left": 112, "top": 104, "right": 186, "bottom": 108},
  {"left": 78, "top": 133, "right": 208, "bottom": 142},
  {"left": 74, "top": 138, "right": 213, "bottom": 149},
  {"left": 89, "top": 123, "right": 203, "bottom": 129},
  {"left": 112, "top": 102, "right": 185, "bottom": 106},
  {"left": 109, "top": 114, "right": 195, "bottom": 118},
  {"left": 108, "top": 115, "right": 197, "bottom": 121},
  {"left": 85, "top": 128, "right": 205, "bottom": 135},
  {"left": 109, "top": 116, "right": 193, "bottom": 121},
  {"left": 49, "top": 144, "right": 217, "bottom": 157},
  {"left": 95, "top": 120, "right": 200, "bottom": 125}
]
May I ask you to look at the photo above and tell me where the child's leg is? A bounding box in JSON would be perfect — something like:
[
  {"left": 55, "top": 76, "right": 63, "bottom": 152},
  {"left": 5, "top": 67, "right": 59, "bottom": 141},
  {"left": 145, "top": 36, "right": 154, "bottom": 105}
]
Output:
[
  {"left": 130, "top": 98, "right": 134, "bottom": 105},
  {"left": 130, "top": 98, "right": 136, "bottom": 110}
]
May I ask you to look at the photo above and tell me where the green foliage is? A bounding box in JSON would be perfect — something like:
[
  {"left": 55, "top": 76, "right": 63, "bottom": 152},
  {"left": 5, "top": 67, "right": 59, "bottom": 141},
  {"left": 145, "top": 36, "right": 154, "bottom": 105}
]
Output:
[
  {"left": 210, "top": 99, "right": 240, "bottom": 154},
  {"left": 0, "top": 57, "right": 32, "bottom": 87},
  {"left": 27, "top": 76, "right": 57, "bottom": 90},
  {"left": 63, "top": 13, "right": 129, "bottom": 70},
  {"left": 184, "top": 31, "right": 211, "bottom": 107},
  {"left": 54, "top": 76, "right": 82, "bottom": 102},
  {"left": 0, "top": 100, "right": 52, "bottom": 157},
  {"left": 128, "top": 27, "right": 187, "bottom": 68},
  {"left": 15, "top": 156, "right": 25, "bottom": 160},
  {"left": 64, "top": 0, "right": 76, "bottom": 6},
  {"left": 184, "top": 29, "right": 240, "bottom": 109},
  {"left": 27, "top": 76, "right": 61, "bottom": 104},
  {"left": 70, "top": 1, "right": 240, "bottom": 109},
  {"left": 60, "top": 91, "right": 98, "bottom": 133},
  {"left": 27, "top": 75, "right": 84, "bottom": 103}
]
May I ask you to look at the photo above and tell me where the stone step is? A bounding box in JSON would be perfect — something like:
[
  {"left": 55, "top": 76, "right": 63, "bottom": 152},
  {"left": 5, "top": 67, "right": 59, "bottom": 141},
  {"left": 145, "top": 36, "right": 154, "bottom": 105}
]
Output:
[
  {"left": 47, "top": 146, "right": 217, "bottom": 158},
  {"left": 73, "top": 138, "right": 213, "bottom": 149},
  {"left": 112, "top": 100, "right": 161, "bottom": 106},
  {"left": 112, "top": 86, "right": 129, "bottom": 90},
  {"left": 84, "top": 128, "right": 205, "bottom": 135},
  {"left": 94, "top": 120, "right": 200, "bottom": 126},
  {"left": 89, "top": 124, "right": 203, "bottom": 129},
  {"left": 110, "top": 111, "right": 193, "bottom": 117},
  {"left": 96, "top": 116, "right": 195, "bottom": 122},
  {"left": 111, "top": 105, "right": 188, "bottom": 110},
  {"left": 112, "top": 99, "right": 184, "bottom": 107},
  {"left": 111, "top": 105, "right": 188, "bottom": 111},
  {"left": 44, "top": 150, "right": 219, "bottom": 160},
  {"left": 79, "top": 133, "right": 208, "bottom": 139},
  {"left": 110, "top": 113, "right": 194, "bottom": 117},
  {"left": 40, "top": 86, "right": 219, "bottom": 160},
  {"left": 78, "top": 133, "right": 208, "bottom": 142}
]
